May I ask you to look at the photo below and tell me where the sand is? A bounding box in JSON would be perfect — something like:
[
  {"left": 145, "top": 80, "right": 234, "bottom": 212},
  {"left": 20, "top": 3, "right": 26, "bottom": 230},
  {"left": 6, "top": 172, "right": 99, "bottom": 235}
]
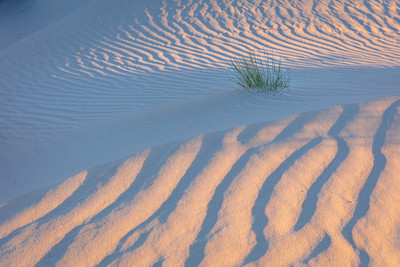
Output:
[{"left": 1, "top": 0, "right": 400, "bottom": 265}]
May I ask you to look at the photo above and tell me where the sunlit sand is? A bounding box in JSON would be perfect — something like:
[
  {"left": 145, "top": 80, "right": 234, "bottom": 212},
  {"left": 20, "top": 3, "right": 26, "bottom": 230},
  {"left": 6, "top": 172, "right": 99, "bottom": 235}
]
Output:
[{"left": 1, "top": 0, "right": 399, "bottom": 265}]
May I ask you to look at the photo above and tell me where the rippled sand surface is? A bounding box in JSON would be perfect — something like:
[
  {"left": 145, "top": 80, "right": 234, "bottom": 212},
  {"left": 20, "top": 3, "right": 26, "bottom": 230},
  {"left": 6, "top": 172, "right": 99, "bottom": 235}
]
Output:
[{"left": 1, "top": 0, "right": 400, "bottom": 265}]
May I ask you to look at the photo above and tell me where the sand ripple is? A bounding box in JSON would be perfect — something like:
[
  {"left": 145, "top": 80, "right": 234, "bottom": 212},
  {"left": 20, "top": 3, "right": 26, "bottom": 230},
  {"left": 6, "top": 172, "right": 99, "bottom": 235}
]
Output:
[
  {"left": 1, "top": 96, "right": 399, "bottom": 266},
  {"left": 1, "top": 0, "right": 400, "bottom": 144}
]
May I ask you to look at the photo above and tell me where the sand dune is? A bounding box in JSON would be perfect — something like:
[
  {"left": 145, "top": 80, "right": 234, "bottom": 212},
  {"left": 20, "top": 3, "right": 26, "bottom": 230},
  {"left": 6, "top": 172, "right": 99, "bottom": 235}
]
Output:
[
  {"left": 1, "top": 0, "right": 400, "bottom": 204},
  {"left": 1, "top": 0, "right": 400, "bottom": 265},
  {"left": 1, "top": 0, "right": 400, "bottom": 141},
  {"left": 1, "top": 96, "right": 399, "bottom": 266}
]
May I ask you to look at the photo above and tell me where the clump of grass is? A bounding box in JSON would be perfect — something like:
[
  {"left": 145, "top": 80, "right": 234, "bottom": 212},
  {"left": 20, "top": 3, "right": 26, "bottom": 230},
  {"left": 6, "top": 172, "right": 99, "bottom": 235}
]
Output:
[{"left": 228, "top": 50, "right": 291, "bottom": 94}]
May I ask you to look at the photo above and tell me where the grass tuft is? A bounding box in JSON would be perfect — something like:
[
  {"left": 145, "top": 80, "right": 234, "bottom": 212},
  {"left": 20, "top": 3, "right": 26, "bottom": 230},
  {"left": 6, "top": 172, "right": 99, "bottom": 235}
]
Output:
[{"left": 228, "top": 50, "right": 291, "bottom": 94}]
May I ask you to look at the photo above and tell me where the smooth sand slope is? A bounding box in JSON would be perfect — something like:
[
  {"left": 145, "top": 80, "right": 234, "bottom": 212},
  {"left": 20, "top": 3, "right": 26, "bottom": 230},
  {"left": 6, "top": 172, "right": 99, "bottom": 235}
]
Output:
[
  {"left": 1, "top": 0, "right": 400, "bottom": 265},
  {"left": 1, "top": 96, "right": 400, "bottom": 266}
]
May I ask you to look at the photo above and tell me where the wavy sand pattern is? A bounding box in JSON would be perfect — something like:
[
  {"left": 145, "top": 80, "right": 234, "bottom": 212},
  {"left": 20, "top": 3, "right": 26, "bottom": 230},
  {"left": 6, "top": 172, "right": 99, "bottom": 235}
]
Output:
[
  {"left": 1, "top": 96, "right": 400, "bottom": 266},
  {"left": 1, "top": 0, "right": 400, "bottom": 142},
  {"left": 1, "top": 0, "right": 400, "bottom": 265},
  {"left": 71, "top": 0, "right": 400, "bottom": 73}
]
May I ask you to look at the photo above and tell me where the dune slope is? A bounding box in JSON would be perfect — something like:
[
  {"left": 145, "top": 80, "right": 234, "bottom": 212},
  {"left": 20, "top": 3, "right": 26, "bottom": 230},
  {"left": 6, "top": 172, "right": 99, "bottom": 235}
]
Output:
[
  {"left": 1, "top": 0, "right": 400, "bottom": 205},
  {"left": 1, "top": 0, "right": 400, "bottom": 265},
  {"left": 1, "top": 96, "right": 400, "bottom": 266}
]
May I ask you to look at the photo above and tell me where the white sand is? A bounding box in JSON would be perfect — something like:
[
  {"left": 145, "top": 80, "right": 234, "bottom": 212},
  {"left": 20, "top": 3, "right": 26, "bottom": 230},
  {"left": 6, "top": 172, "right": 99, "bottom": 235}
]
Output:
[{"left": 1, "top": 0, "right": 400, "bottom": 265}]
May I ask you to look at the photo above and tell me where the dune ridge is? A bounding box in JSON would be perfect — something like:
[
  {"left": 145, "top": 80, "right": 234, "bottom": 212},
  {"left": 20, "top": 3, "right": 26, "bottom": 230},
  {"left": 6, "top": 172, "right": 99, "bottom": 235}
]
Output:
[{"left": 1, "top": 96, "right": 399, "bottom": 266}]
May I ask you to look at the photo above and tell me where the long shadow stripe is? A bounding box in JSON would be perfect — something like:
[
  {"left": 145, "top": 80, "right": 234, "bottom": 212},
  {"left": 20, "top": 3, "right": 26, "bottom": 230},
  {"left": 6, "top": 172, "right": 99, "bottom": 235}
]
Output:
[
  {"left": 87, "top": 144, "right": 177, "bottom": 224},
  {"left": 33, "top": 148, "right": 162, "bottom": 266},
  {"left": 244, "top": 136, "right": 323, "bottom": 264},
  {"left": 95, "top": 133, "right": 223, "bottom": 266},
  {"left": 303, "top": 232, "right": 332, "bottom": 264},
  {"left": 342, "top": 99, "right": 400, "bottom": 248},
  {"left": 359, "top": 249, "right": 371, "bottom": 267},
  {"left": 181, "top": 111, "right": 316, "bottom": 265},
  {"left": 185, "top": 146, "right": 258, "bottom": 266},
  {"left": 294, "top": 104, "right": 358, "bottom": 231}
]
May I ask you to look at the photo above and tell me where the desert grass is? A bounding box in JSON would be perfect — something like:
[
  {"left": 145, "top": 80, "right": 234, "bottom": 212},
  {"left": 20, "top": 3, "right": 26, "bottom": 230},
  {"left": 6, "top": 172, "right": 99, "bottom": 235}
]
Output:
[{"left": 228, "top": 51, "right": 291, "bottom": 94}]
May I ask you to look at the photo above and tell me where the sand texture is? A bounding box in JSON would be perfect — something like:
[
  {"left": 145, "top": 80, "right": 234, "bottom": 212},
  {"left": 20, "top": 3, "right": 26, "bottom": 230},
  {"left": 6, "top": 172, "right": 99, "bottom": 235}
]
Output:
[
  {"left": 1, "top": 0, "right": 400, "bottom": 265},
  {"left": 1, "top": 96, "right": 400, "bottom": 266}
]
